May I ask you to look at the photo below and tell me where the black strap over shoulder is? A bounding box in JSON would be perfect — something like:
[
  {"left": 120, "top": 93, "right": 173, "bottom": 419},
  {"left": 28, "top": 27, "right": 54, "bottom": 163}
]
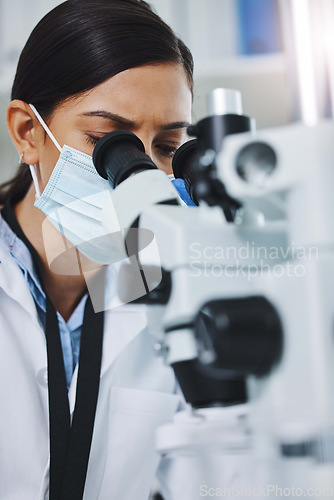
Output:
[
  {"left": 46, "top": 295, "right": 72, "bottom": 499},
  {"left": 60, "top": 292, "right": 104, "bottom": 500},
  {"left": 2, "top": 200, "right": 104, "bottom": 500}
]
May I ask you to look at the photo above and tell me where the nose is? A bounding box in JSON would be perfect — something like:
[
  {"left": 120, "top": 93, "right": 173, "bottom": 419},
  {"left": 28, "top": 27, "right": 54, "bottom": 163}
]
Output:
[
  {"left": 135, "top": 131, "right": 171, "bottom": 174},
  {"left": 139, "top": 138, "right": 153, "bottom": 162},
  {"left": 131, "top": 130, "right": 151, "bottom": 159}
]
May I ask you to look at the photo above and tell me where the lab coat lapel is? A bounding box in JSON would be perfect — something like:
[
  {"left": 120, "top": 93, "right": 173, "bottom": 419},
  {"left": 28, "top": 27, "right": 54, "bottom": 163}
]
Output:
[
  {"left": 101, "top": 305, "right": 148, "bottom": 376},
  {"left": 84, "top": 261, "right": 148, "bottom": 376},
  {"left": 68, "top": 303, "right": 148, "bottom": 414}
]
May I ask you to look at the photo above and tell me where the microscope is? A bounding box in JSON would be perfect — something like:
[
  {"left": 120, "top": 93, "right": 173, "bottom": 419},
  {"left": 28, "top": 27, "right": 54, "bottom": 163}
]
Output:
[
  {"left": 91, "top": 82, "right": 334, "bottom": 498},
  {"left": 88, "top": 5, "right": 334, "bottom": 495}
]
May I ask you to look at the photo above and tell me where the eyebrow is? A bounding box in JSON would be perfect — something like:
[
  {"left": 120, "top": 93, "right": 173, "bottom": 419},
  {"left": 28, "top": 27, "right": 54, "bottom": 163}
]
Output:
[{"left": 80, "top": 110, "right": 190, "bottom": 131}]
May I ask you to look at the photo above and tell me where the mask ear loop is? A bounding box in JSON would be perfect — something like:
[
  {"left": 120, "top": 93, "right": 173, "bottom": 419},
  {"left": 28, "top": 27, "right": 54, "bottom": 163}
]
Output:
[
  {"left": 29, "top": 165, "right": 42, "bottom": 200},
  {"left": 29, "top": 104, "right": 62, "bottom": 153},
  {"left": 27, "top": 104, "right": 63, "bottom": 201}
]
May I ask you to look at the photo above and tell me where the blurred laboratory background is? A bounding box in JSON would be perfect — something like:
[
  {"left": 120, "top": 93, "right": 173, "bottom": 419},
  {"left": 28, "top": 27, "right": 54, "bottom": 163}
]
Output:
[{"left": 0, "top": 0, "right": 288, "bottom": 183}]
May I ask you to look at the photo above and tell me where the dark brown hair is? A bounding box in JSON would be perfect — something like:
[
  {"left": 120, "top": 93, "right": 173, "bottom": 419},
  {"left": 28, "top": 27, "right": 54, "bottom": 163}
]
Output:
[{"left": 0, "top": 0, "right": 193, "bottom": 205}]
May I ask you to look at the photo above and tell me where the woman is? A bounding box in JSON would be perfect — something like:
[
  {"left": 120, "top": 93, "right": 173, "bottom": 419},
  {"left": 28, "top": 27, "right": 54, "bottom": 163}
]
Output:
[{"left": 0, "top": 0, "right": 194, "bottom": 498}]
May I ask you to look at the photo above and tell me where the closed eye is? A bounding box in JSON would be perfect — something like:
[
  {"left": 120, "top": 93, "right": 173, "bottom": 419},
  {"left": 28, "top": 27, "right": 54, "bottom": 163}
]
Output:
[
  {"left": 156, "top": 143, "right": 179, "bottom": 158},
  {"left": 86, "top": 134, "right": 104, "bottom": 146}
]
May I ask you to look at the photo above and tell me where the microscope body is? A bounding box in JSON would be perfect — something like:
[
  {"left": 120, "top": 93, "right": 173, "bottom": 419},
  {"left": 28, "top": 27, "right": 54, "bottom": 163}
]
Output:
[
  {"left": 137, "top": 120, "right": 334, "bottom": 494},
  {"left": 95, "top": 107, "right": 334, "bottom": 496},
  {"left": 217, "top": 120, "right": 334, "bottom": 443},
  {"left": 220, "top": 121, "right": 334, "bottom": 492}
]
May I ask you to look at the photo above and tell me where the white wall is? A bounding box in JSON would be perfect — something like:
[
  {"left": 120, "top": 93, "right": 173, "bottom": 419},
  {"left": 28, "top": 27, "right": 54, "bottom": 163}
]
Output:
[
  {"left": 149, "top": 0, "right": 289, "bottom": 127},
  {"left": 0, "top": 0, "right": 61, "bottom": 182},
  {"left": 0, "top": 0, "right": 289, "bottom": 182}
]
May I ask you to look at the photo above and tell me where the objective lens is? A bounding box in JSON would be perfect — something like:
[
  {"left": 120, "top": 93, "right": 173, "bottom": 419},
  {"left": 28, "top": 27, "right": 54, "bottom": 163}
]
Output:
[{"left": 236, "top": 141, "right": 277, "bottom": 188}]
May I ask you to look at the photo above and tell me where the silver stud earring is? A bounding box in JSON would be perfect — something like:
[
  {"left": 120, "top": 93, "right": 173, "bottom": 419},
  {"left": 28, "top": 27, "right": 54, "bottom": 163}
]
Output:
[{"left": 19, "top": 153, "right": 24, "bottom": 165}]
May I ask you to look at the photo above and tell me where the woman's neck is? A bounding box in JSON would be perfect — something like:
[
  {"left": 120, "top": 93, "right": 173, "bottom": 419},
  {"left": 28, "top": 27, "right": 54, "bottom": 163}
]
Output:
[{"left": 15, "top": 184, "right": 88, "bottom": 321}]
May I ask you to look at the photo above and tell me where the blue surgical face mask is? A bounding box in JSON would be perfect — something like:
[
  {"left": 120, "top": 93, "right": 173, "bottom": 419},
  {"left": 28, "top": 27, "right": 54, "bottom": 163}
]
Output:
[{"left": 29, "top": 104, "right": 126, "bottom": 265}]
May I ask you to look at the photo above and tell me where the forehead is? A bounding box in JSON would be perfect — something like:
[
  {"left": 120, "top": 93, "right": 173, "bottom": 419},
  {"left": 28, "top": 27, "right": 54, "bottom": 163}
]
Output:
[{"left": 57, "top": 63, "right": 192, "bottom": 124}]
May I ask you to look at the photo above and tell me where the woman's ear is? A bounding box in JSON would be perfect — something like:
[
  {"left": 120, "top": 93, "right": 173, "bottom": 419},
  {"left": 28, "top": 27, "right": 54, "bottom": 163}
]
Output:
[{"left": 6, "top": 100, "right": 42, "bottom": 165}]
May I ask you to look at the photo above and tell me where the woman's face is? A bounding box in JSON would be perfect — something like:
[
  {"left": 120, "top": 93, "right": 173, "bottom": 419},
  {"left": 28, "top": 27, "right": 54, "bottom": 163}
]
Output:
[{"left": 37, "top": 63, "right": 192, "bottom": 190}]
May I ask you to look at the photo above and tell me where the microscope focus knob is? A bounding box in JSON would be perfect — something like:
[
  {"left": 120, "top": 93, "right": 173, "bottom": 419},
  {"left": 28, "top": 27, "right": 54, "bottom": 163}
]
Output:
[{"left": 194, "top": 296, "right": 283, "bottom": 377}]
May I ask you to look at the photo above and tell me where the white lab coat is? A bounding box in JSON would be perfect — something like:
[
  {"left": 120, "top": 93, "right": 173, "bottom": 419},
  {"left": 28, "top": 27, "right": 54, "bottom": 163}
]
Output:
[
  {"left": 0, "top": 234, "right": 184, "bottom": 500},
  {"left": 0, "top": 238, "right": 247, "bottom": 500}
]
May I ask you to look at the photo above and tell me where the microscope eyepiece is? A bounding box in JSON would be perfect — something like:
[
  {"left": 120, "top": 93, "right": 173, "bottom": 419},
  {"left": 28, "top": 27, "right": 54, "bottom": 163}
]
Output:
[
  {"left": 92, "top": 130, "right": 157, "bottom": 188},
  {"left": 172, "top": 139, "right": 199, "bottom": 205}
]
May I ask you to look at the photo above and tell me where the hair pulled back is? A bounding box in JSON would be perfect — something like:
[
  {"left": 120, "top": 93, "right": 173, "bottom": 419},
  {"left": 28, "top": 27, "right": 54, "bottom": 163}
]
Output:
[{"left": 0, "top": 0, "right": 193, "bottom": 204}]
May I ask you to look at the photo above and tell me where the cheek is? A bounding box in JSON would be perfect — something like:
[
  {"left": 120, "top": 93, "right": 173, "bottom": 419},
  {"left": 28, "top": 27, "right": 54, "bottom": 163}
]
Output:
[{"left": 38, "top": 147, "right": 61, "bottom": 190}]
